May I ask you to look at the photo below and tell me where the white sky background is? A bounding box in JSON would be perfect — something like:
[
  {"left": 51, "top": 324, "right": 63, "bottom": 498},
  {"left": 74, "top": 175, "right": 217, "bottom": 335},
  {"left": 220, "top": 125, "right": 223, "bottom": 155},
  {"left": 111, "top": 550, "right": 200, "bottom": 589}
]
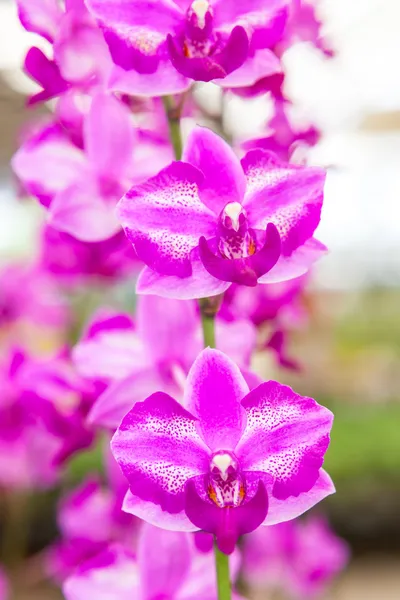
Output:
[{"left": 0, "top": 0, "right": 400, "bottom": 288}]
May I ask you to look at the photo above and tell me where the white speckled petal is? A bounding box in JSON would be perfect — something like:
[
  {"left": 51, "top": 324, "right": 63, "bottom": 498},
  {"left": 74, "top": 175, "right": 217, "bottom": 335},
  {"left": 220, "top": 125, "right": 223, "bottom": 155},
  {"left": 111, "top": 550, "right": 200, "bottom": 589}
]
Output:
[
  {"left": 116, "top": 161, "right": 216, "bottom": 277},
  {"left": 111, "top": 392, "right": 210, "bottom": 515},
  {"left": 236, "top": 381, "right": 333, "bottom": 499}
]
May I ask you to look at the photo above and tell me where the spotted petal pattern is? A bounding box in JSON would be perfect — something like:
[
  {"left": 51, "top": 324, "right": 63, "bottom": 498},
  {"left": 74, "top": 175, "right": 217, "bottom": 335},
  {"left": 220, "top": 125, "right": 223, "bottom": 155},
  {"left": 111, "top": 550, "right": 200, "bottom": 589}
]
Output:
[{"left": 237, "top": 381, "right": 333, "bottom": 499}]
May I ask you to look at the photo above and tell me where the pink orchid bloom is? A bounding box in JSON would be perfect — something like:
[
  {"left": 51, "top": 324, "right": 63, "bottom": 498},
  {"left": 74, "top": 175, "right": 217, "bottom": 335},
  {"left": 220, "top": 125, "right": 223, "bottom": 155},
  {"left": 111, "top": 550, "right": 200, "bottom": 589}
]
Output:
[
  {"left": 47, "top": 477, "right": 138, "bottom": 582},
  {"left": 111, "top": 348, "right": 334, "bottom": 554},
  {"left": 12, "top": 93, "right": 171, "bottom": 242},
  {"left": 243, "top": 516, "right": 349, "bottom": 598},
  {"left": 117, "top": 126, "right": 326, "bottom": 299},
  {"left": 85, "top": 0, "right": 287, "bottom": 95},
  {"left": 63, "top": 525, "right": 243, "bottom": 600},
  {"left": 39, "top": 226, "right": 140, "bottom": 285}
]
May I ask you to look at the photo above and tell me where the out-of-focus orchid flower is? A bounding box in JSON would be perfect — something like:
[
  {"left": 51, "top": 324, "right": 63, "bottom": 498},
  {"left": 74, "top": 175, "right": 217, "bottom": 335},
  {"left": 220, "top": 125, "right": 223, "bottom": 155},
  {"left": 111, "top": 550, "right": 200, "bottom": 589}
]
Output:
[
  {"left": 73, "top": 295, "right": 257, "bottom": 429},
  {"left": 243, "top": 516, "right": 349, "bottom": 598}
]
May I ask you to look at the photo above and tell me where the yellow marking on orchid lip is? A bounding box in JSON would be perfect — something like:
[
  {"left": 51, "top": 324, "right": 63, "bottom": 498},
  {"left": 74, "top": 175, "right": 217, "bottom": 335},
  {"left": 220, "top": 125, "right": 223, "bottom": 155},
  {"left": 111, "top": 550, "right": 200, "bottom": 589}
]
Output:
[
  {"left": 238, "top": 483, "right": 246, "bottom": 504},
  {"left": 183, "top": 40, "right": 191, "bottom": 57},
  {"left": 208, "top": 484, "right": 222, "bottom": 507},
  {"left": 248, "top": 238, "right": 256, "bottom": 256}
]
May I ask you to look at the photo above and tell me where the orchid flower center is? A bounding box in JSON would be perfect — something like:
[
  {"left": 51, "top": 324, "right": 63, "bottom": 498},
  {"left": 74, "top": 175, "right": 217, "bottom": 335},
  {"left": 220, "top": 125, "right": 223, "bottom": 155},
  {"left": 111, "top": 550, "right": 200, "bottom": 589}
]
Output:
[
  {"left": 217, "top": 202, "right": 257, "bottom": 259},
  {"left": 207, "top": 451, "right": 246, "bottom": 508},
  {"left": 183, "top": 0, "right": 220, "bottom": 57}
]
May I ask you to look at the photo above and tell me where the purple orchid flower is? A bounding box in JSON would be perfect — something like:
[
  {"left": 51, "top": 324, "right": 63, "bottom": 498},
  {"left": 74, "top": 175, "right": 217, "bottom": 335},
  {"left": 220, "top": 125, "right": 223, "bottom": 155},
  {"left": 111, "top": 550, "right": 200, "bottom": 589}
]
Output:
[
  {"left": 243, "top": 516, "right": 349, "bottom": 598},
  {"left": 18, "top": 0, "right": 113, "bottom": 107},
  {"left": 63, "top": 525, "right": 242, "bottom": 600},
  {"left": 39, "top": 226, "right": 140, "bottom": 285},
  {"left": 111, "top": 348, "right": 334, "bottom": 554},
  {"left": 117, "top": 126, "right": 326, "bottom": 299},
  {"left": 0, "top": 349, "right": 96, "bottom": 489},
  {"left": 221, "top": 276, "right": 306, "bottom": 326},
  {"left": 47, "top": 476, "right": 138, "bottom": 582},
  {"left": 73, "top": 295, "right": 257, "bottom": 429},
  {"left": 12, "top": 93, "right": 171, "bottom": 242},
  {"left": 85, "top": 0, "right": 286, "bottom": 95}
]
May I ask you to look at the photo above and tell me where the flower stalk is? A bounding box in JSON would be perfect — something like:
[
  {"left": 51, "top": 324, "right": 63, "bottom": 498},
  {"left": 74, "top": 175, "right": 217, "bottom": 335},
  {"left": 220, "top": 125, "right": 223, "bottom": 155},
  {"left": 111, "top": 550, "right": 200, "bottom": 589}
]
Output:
[
  {"left": 215, "top": 543, "right": 232, "bottom": 600},
  {"left": 162, "top": 95, "right": 184, "bottom": 160}
]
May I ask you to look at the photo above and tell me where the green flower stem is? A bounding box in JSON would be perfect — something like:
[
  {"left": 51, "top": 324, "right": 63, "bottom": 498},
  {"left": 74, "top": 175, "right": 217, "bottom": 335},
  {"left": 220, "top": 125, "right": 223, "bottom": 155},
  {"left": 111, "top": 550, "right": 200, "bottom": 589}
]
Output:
[
  {"left": 214, "top": 542, "right": 232, "bottom": 600},
  {"left": 162, "top": 95, "right": 183, "bottom": 160},
  {"left": 200, "top": 309, "right": 216, "bottom": 348}
]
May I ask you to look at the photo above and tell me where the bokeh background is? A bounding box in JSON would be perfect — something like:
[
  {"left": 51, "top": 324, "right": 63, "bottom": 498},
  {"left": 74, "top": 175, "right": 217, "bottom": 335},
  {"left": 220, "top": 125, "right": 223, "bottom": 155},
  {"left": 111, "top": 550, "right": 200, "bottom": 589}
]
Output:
[{"left": 0, "top": 0, "right": 399, "bottom": 597}]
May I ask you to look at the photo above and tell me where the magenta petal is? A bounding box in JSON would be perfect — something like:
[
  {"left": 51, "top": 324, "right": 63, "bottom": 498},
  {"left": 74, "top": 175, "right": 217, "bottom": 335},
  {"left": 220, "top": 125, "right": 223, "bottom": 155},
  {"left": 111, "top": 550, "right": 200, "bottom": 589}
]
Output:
[
  {"left": 213, "top": 0, "right": 288, "bottom": 29},
  {"left": 138, "top": 525, "right": 191, "bottom": 599},
  {"left": 199, "top": 223, "right": 281, "bottom": 286},
  {"left": 86, "top": 0, "right": 182, "bottom": 32},
  {"left": 11, "top": 123, "right": 85, "bottom": 207},
  {"left": 185, "top": 479, "right": 268, "bottom": 555},
  {"left": 101, "top": 25, "right": 162, "bottom": 74},
  {"left": 88, "top": 368, "right": 169, "bottom": 429},
  {"left": 137, "top": 294, "right": 198, "bottom": 364},
  {"left": 217, "top": 48, "right": 281, "bottom": 89},
  {"left": 136, "top": 257, "right": 231, "bottom": 300},
  {"left": 237, "top": 382, "right": 333, "bottom": 499},
  {"left": 123, "top": 490, "right": 198, "bottom": 531},
  {"left": 242, "top": 150, "right": 326, "bottom": 256},
  {"left": 258, "top": 237, "right": 327, "bottom": 284},
  {"left": 167, "top": 26, "right": 249, "bottom": 82},
  {"left": 48, "top": 177, "right": 120, "bottom": 242},
  {"left": 111, "top": 392, "right": 209, "bottom": 513},
  {"left": 184, "top": 348, "right": 248, "bottom": 451},
  {"left": 117, "top": 162, "right": 215, "bottom": 277},
  {"left": 110, "top": 62, "right": 191, "bottom": 96},
  {"left": 84, "top": 93, "right": 135, "bottom": 180},
  {"left": 264, "top": 469, "right": 335, "bottom": 525},
  {"left": 183, "top": 127, "right": 246, "bottom": 213},
  {"left": 24, "top": 47, "right": 68, "bottom": 105},
  {"left": 17, "top": 0, "right": 63, "bottom": 42},
  {"left": 63, "top": 545, "right": 139, "bottom": 600}
]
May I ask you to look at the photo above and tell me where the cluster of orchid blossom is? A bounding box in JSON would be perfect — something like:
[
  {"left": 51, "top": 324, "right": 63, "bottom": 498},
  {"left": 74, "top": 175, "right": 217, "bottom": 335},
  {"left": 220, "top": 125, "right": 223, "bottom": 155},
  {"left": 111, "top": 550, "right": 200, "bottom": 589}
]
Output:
[{"left": 0, "top": 0, "right": 349, "bottom": 598}]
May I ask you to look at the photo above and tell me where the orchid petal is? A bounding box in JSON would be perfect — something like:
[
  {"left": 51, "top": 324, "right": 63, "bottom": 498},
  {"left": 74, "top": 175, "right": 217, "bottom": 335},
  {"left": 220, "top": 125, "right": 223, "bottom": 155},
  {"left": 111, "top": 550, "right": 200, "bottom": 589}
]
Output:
[
  {"left": 111, "top": 392, "right": 209, "bottom": 513},
  {"left": 198, "top": 223, "right": 281, "bottom": 286},
  {"left": 167, "top": 26, "right": 249, "bottom": 82},
  {"left": 136, "top": 258, "right": 231, "bottom": 300},
  {"left": 48, "top": 177, "right": 120, "bottom": 242},
  {"left": 236, "top": 381, "right": 333, "bottom": 499},
  {"left": 258, "top": 237, "right": 327, "bottom": 284},
  {"left": 84, "top": 93, "right": 135, "bottom": 180},
  {"left": 185, "top": 479, "right": 268, "bottom": 554},
  {"left": 217, "top": 48, "right": 281, "bottom": 88},
  {"left": 137, "top": 295, "right": 199, "bottom": 364},
  {"left": 242, "top": 150, "right": 326, "bottom": 256},
  {"left": 183, "top": 127, "right": 246, "bottom": 213},
  {"left": 117, "top": 162, "right": 215, "bottom": 277},
  {"left": 122, "top": 490, "right": 198, "bottom": 531},
  {"left": 17, "top": 0, "right": 63, "bottom": 42},
  {"left": 63, "top": 545, "right": 140, "bottom": 600},
  {"left": 263, "top": 469, "right": 335, "bottom": 525},
  {"left": 184, "top": 348, "right": 248, "bottom": 451},
  {"left": 138, "top": 525, "right": 191, "bottom": 599}
]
